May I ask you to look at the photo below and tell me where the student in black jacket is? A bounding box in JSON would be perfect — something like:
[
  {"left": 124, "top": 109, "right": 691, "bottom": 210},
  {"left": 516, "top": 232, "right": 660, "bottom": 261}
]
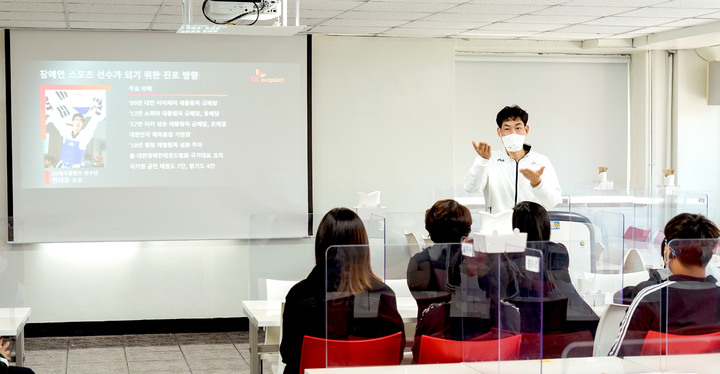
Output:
[{"left": 280, "top": 208, "right": 405, "bottom": 374}]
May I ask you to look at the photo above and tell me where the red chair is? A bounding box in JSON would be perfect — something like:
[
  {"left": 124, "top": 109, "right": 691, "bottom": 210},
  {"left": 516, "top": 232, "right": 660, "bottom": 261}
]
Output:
[
  {"left": 298, "top": 332, "right": 403, "bottom": 374},
  {"left": 519, "top": 330, "right": 594, "bottom": 359},
  {"left": 640, "top": 330, "right": 720, "bottom": 355},
  {"left": 417, "top": 334, "right": 522, "bottom": 364}
]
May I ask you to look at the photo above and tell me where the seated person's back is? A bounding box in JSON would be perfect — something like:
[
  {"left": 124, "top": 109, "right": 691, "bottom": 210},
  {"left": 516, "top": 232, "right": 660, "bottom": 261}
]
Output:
[
  {"left": 281, "top": 208, "right": 404, "bottom": 374},
  {"left": 609, "top": 213, "right": 720, "bottom": 357},
  {"left": 407, "top": 200, "right": 472, "bottom": 316}
]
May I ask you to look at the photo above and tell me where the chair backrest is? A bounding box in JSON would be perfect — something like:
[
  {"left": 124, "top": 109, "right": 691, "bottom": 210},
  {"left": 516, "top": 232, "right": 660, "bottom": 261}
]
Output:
[
  {"left": 623, "top": 248, "right": 646, "bottom": 273},
  {"left": 265, "top": 278, "right": 298, "bottom": 300},
  {"left": 298, "top": 332, "right": 403, "bottom": 373},
  {"left": 593, "top": 303, "right": 630, "bottom": 356},
  {"left": 520, "top": 330, "right": 594, "bottom": 359},
  {"left": 385, "top": 279, "right": 412, "bottom": 298},
  {"left": 511, "top": 298, "right": 568, "bottom": 334},
  {"left": 405, "top": 232, "right": 424, "bottom": 256},
  {"left": 640, "top": 330, "right": 720, "bottom": 355},
  {"left": 417, "top": 334, "right": 522, "bottom": 364}
]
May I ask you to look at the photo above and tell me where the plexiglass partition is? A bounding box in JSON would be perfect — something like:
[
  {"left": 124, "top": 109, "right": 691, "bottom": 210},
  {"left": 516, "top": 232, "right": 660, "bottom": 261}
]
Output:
[
  {"left": 619, "top": 238, "right": 720, "bottom": 373},
  {"left": 247, "top": 213, "right": 385, "bottom": 300}
]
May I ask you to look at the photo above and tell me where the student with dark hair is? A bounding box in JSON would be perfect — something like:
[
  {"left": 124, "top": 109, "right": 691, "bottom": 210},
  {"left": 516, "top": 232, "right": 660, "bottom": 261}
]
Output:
[
  {"left": 280, "top": 208, "right": 404, "bottom": 374},
  {"left": 608, "top": 213, "right": 720, "bottom": 357},
  {"left": 510, "top": 202, "right": 598, "bottom": 336},
  {"left": 617, "top": 213, "right": 720, "bottom": 304},
  {"left": 411, "top": 234, "right": 521, "bottom": 363},
  {"left": 464, "top": 105, "right": 562, "bottom": 213},
  {"left": 406, "top": 200, "right": 472, "bottom": 317}
]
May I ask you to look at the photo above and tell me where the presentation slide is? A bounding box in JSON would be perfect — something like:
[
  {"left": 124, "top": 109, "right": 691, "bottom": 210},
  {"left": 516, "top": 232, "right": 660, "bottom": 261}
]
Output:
[{"left": 8, "top": 31, "right": 309, "bottom": 243}]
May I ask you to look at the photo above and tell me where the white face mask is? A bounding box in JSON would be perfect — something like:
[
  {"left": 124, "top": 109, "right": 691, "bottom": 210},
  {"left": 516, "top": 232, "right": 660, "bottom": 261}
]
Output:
[{"left": 502, "top": 133, "right": 525, "bottom": 152}]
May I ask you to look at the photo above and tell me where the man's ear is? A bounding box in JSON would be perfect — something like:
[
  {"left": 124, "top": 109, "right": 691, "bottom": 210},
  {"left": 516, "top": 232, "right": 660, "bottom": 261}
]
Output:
[
  {"left": 497, "top": 127, "right": 502, "bottom": 137},
  {"left": 524, "top": 125, "right": 529, "bottom": 136}
]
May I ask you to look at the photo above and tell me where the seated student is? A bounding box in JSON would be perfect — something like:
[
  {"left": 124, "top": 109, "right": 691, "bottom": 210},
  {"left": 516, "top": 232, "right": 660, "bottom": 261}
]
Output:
[
  {"left": 411, "top": 241, "right": 521, "bottom": 363},
  {"left": 510, "top": 201, "right": 598, "bottom": 334},
  {"left": 280, "top": 208, "right": 405, "bottom": 374},
  {"left": 616, "top": 214, "right": 720, "bottom": 304},
  {"left": 608, "top": 213, "right": 720, "bottom": 357},
  {"left": 1, "top": 337, "right": 35, "bottom": 374},
  {"left": 406, "top": 199, "right": 472, "bottom": 317}
]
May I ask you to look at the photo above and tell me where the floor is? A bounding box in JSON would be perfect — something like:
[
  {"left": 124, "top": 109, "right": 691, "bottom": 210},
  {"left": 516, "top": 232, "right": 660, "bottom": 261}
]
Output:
[{"left": 19, "top": 331, "right": 262, "bottom": 374}]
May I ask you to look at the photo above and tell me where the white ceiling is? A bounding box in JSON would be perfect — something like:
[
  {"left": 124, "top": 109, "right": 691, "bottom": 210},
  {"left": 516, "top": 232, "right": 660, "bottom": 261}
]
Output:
[{"left": 1, "top": 0, "right": 720, "bottom": 49}]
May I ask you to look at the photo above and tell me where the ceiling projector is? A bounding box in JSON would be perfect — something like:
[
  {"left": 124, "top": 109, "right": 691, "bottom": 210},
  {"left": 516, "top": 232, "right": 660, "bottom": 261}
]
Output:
[{"left": 204, "top": 0, "right": 280, "bottom": 22}]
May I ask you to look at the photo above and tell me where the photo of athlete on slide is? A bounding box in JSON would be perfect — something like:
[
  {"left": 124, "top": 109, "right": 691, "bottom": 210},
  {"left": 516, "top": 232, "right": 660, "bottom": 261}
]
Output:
[{"left": 44, "top": 89, "right": 107, "bottom": 168}]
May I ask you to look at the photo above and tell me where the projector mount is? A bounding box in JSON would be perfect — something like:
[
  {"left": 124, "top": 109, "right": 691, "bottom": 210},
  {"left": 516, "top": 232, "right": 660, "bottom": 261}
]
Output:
[{"left": 202, "top": 0, "right": 281, "bottom": 26}]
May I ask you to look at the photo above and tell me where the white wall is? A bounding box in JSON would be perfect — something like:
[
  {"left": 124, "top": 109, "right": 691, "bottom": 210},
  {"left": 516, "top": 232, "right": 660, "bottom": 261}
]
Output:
[
  {"left": 311, "top": 36, "right": 456, "bottom": 214},
  {"left": 674, "top": 48, "right": 720, "bottom": 222}
]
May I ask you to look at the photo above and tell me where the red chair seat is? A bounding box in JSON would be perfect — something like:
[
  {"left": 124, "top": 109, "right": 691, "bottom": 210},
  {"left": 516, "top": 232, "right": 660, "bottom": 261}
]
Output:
[
  {"left": 298, "top": 332, "right": 403, "bottom": 373},
  {"left": 417, "top": 334, "right": 522, "bottom": 364},
  {"left": 641, "top": 330, "right": 720, "bottom": 355}
]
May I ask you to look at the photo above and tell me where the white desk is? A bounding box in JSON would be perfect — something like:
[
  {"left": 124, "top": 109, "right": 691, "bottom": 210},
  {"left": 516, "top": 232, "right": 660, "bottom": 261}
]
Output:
[
  {"left": 0, "top": 308, "right": 31, "bottom": 367},
  {"left": 624, "top": 353, "right": 720, "bottom": 374},
  {"left": 242, "top": 298, "right": 418, "bottom": 374},
  {"left": 304, "top": 356, "right": 658, "bottom": 374}
]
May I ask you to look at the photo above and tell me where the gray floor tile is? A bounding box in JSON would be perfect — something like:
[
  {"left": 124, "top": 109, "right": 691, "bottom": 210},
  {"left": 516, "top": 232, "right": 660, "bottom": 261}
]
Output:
[
  {"left": 125, "top": 346, "right": 184, "bottom": 362},
  {"left": 123, "top": 334, "right": 177, "bottom": 347},
  {"left": 65, "top": 360, "right": 129, "bottom": 374},
  {"left": 24, "top": 349, "right": 68, "bottom": 366},
  {"left": 69, "top": 336, "right": 124, "bottom": 349},
  {"left": 23, "top": 364, "right": 68, "bottom": 374},
  {"left": 26, "top": 337, "right": 70, "bottom": 351},
  {"left": 127, "top": 359, "right": 190, "bottom": 373},
  {"left": 67, "top": 347, "right": 126, "bottom": 364},
  {"left": 175, "top": 333, "right": 232, "bottom": 345}
]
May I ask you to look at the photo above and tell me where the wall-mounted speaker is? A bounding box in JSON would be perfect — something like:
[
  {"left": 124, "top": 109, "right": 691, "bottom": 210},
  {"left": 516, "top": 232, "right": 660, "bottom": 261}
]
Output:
[{"left": 709, "top": 61, "right": 720, "bottom": 105}]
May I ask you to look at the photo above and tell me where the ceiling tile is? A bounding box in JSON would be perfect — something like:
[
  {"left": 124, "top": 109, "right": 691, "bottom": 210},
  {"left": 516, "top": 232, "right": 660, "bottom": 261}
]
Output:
[
  {"left": 291, "top": 0, "right": 365, "bottom": 11},
  {"left": 480, "top": 22, "right": 563, "bottom": 32},
  {"left": 380, "top": 27, "right": 462, "bottom": 37},
  {"left": 421, "top": 12, "right": 516, "bottom": 23},
  {"left": 464, "top": 0, "right": 566, "bottom": 4},
  {"left": 402, "top": 20, "right": 486, "bottom": 29},
  {"left": 320, "top": 18, "right": 407, "bottom": 27},
  {"left": 532, "top": 6, "right": 636, "bottom": 17},
  {"left": 0, "top": 11, "right": 65, "bottom": 21},
  {"left": 556, "top": 24, "right": 640, "bottom": 34},
  {"left": 584, "top": 16, "right": 675, "bottom": 27},
  {"left": 661, "top": 18, "right": 718, "bottom": 27},
  {"left": 0, "top": 2, "right": 63, "bottom": 12},
  {"left": 564, "top": 0, "right": 666, "bottom": 6},
  {"left": 449, "top": 3, "right": 549, "bottom": 14},
  {"left": 654, "top": 0, "right": 720, "bottom": 8},
  {"left": 66, "top": 4, "right": 160, "bottom": 15},
  {"left": 355, "top": 2, "right": 458, "bottom": 12},
  {"left": 505, "top": 14, "right": 597, "bottom": 24},
  {"left": 337, "top": 10, "right": 431, "bottom": 20},
  {"left": 620, "top": 7, "right": 717, "bottom": 18},
  {"left": 458, "top": 29, "right": 534, "bottom": 38},
  {"left": 308, "top": 24, "right": 390, "bottom": 34}
]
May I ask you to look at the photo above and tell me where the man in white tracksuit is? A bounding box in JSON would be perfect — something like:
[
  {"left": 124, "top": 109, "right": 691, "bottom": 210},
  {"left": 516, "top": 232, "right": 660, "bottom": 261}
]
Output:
[{"left": 464, "top": 105, "right": 562, "bottom": 213}]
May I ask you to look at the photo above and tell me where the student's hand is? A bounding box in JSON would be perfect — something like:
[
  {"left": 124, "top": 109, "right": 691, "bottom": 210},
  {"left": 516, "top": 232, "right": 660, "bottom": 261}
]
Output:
[
  {"left": 472, "top": 141, "right": 491, "bottom": 160},
  {"left": 520, "top": 166, "right": 545, "bottom": 187},
  {"left": 0, "top": 337, "right": 10, "bottom": 358}
]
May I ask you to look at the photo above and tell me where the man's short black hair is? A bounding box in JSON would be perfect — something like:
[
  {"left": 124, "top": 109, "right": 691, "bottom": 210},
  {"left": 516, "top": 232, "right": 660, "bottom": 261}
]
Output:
[{"left": 496, "top": 105, "right": 529, "bottom": 128}]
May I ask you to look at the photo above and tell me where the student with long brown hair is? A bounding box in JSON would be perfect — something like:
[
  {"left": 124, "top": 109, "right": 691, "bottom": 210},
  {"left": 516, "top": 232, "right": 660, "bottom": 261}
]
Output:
[{"left": 280, "top": 208, "right": 404, "bottom": 374}]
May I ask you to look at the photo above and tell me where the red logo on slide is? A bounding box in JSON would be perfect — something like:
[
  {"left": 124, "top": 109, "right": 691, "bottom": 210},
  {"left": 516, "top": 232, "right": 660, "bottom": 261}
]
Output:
[{"left": 250, "top": 69, "right": 266, "bottom": 83}]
